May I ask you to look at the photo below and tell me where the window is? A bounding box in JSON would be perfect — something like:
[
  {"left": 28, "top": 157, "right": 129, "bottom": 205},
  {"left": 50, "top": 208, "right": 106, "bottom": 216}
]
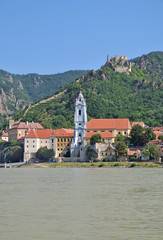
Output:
[
  {"left": 46, "top": 141, "right": 47, "bottom": 143},
  {"left": 64, "top": 138, "right": 66, "bottom": 142},
  {"left": 118, "top": 132, "right": 121, "bottom": 134},
  {"left": 124, "top": 132, "right": 127, "bottom": 135},
  {"left": 79, "top": 110, "right": 81, "bottom": 116},
  {"left": 61, "top": 139, "right": 63, "bottom": 142},
  {"left": 79, "top": 134, "right": 81, "bottom": 137},
  {"left": 27, "top": 145, "right": 28, "bottom": 148},
  {"left": 58, "top": 148, "right": 59, "bottom": 151},
  {"left": 27, "top": 140, "right": 28, "bottom": 143},
  {"left": 33, "top": 145, "right": 35, "bottom": 148},
  {"left": 52, "top": 139, "right": 54, "bottom": 143},
  {"left": 61, "top": 144, "right": 63, "bottom": 146},
  {"left": 58, "top": 144, "right": 59, "bottom": 147},
  {"left": 33, "top": 140, "right": 35, "bottom": 143}
]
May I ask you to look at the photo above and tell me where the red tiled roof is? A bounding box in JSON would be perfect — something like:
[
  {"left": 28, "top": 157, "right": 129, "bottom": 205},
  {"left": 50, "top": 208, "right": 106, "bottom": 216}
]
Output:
[
  {"left": 1, "top": 132, "right": 8, "bottom": 137},
  {"left": 153, "top": 131, "right": 161, "bottom": 137},
  {"left": 127, "top": 149, "right": 141, "bottom": 156},
  {"left": 153, "top": 127, "right": 163, "bottom": 131},
  {"left": 26, "top": 128, "right": 74, "bottom": 139},
  {"left": 86, "top": 119, "right": 131, "bottom": 130},
  {"left": 10, "top": 122, "right": 44, "bottom": 130},
  {"left": 132, "top": 122, "right": 144, "bottom": 127},
  {"left": 84, "top": 132, "right": 113, "bottom": 139}
]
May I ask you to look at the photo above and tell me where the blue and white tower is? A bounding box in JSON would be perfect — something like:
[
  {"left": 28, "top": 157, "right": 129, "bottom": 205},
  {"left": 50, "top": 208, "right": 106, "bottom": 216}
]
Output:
[{"left": 71, "top": 91, "right": 87, "bottom": 157}]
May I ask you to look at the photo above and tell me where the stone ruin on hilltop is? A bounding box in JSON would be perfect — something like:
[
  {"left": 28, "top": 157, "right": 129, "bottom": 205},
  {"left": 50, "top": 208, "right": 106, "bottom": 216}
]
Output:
[{"left": 105, "top": 55, "right": 134, "bottom": 74}]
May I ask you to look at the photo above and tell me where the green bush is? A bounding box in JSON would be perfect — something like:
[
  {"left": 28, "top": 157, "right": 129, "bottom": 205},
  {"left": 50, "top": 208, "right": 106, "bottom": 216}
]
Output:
[
  {"left": 130, "top": 163, "right": 137, "bottom": 167},
  {"left": 99, "top": 162, "right": 105, "bottom": 167},
  {"left": 102, "top": 157, "right": 108, "bottom": 162},
  {"left": 114, "top": 162, "right": 121, "bottom": 166}
]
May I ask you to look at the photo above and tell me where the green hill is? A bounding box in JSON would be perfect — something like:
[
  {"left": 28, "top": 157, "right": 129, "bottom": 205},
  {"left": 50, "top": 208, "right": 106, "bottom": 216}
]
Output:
[
  {"left": 15, "top": 52, "right": 163, "bottom": 128},
  {"left": 0, "top": 70, "right": 89, "bottom": 123}
]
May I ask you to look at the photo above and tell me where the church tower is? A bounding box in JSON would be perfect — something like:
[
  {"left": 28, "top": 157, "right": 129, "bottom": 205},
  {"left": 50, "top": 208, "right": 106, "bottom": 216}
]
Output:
[{"left": 71, "top": 91, "right": 87, "bottom": 157}]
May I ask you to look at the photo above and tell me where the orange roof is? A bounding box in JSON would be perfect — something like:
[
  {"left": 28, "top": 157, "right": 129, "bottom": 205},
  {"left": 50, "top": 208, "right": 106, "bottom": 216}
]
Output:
[
  {"left": 51, "top": 128, "right": 74, "bottom": 137},
  {"left": 84, "top": 132, "right": 113, "bottom": 139},
  {"left": 127, "top": 149, "right": 141, "bottom": 156},
  {"left": 132, "top": 122, "right": 144, "bottom": 127},
  {"left": 153, "top": 127, "right": 163, "bottom": 131},
  {"left": 26, "top": 128, "right": 74, "bottom": 139},
  {"left": 86, "top": 119, "right": 131, "bottom": 130}
]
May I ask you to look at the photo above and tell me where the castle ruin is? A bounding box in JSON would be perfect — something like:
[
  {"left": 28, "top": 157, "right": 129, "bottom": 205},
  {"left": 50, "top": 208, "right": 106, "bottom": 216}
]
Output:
[{"left": 106, "top": 55, "right": 132, "bottom": 74}]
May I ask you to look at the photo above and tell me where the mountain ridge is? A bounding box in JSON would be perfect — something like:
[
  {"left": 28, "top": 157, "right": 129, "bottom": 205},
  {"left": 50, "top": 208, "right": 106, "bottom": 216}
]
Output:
[
  {"left": 0, "top": 69, "right": 89, "bottom": 123},
  {"left": 15, "top": 51, "right": 163, "bottom": 129}
]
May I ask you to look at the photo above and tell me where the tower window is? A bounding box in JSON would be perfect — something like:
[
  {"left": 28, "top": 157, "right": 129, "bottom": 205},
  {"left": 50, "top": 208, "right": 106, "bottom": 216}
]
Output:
[{"left": 79, "top": 110, "right": 81, "bottom": 116}]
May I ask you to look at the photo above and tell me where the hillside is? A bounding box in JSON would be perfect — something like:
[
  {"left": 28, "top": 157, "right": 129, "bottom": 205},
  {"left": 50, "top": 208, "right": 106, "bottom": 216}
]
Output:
[
  {"left": 15, "top": 52, "right": 163, "bottom": 128},
  {"left": 0, "top": 70, "right": 89, "bottom": 123}
]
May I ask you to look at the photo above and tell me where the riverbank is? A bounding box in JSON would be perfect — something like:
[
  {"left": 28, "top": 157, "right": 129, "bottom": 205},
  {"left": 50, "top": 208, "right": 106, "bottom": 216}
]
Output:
[{"left": 19, "top": 161, "right": 162, "bottom": 168}]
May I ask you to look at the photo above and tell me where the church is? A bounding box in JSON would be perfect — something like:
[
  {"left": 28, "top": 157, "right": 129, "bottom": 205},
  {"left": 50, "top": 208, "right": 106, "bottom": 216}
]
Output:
[
  {"left": 70, "top": 91, "right": 131, "bottom": 160},
  {"left": 24, "top": 91, "right": 131, "bottom": 162}
]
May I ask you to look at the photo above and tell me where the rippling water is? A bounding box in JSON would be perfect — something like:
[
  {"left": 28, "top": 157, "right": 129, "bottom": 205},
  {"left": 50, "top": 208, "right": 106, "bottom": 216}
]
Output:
[{"left": 0, "top": 168, "right": 163, "bottom": 240}]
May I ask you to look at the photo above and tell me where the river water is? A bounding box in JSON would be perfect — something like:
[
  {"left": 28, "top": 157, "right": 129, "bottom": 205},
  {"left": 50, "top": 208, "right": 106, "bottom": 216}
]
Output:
[{"left": 0, "top": 168, "right": 163, "bottom": 240}]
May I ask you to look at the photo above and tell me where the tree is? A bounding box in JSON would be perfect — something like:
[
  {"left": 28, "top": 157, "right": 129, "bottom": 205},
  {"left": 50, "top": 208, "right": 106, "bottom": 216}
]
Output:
[
  {"left": 4, "top": 146, "right": 23, "bottom": 163},
  {"left": 86, "top": 146, "right": 98, "bottom": 161},
  {"left": 141, "top": 149, "right": 150, "bottom": 158},
  {"left": 145, "top": 143, "right": 158, "bottom": 160},
  {"left": 36, "top": 147, "right": 54, "bottom": 162},
  {"left": 138, "top": 134, "right": 148, "bottom": 146},
  {"left": 130, "top": 124, "right": 145, "bottom": 146},
  {"left": 144, "top": 128, "right": 156, "bottom": 141},
  {"left": 115, "top": 134, "right": 126, "bottom": 142},
  {"left": 115, "top": 141, "right": 127, "bottom": 156},
  {"left": 158, "top": 135, "right": 163, "bottom": 141},
  {"left": 90, "top": 134, "right": 102, "bottom": 145}
]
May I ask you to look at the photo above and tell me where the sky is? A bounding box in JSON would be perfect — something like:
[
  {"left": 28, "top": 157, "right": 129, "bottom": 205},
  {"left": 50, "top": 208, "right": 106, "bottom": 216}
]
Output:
[{"left": 0, "top": 0, "right": 163, "bottom": 74}]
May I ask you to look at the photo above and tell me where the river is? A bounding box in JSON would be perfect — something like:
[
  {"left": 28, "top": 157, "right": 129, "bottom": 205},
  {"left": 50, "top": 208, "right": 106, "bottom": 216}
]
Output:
[{"left": 0, "top": 168, "right": 163, "bottom": 240}]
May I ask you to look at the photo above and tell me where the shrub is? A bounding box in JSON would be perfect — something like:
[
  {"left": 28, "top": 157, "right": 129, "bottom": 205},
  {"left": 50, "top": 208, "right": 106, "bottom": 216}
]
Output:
[
  {"left": 114, "top": 162, "right": 121, "bottom": 166},
  {"left": 102, "top": 157, "right": 108, "bottom": 162},
  {"left": 130, "top": 163, "right": 136, "bottom": 167},
  {"left": 99, "top": 162, "right": 105, "bottom": 167}
]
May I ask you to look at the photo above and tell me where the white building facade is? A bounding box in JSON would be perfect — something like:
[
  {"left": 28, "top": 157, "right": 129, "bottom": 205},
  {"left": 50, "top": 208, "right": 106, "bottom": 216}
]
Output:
[{"left": 71, "top": 91, "right": 87, "bottom": 158}]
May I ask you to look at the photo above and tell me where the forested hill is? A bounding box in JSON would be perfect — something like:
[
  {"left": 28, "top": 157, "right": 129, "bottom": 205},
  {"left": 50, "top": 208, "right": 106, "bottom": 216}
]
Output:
[
  {"left": 17, "top": 51, "right": 163, "bottom": 128},
  {"left": 0, "top": 70, "right": 89, "bottom": 123}
]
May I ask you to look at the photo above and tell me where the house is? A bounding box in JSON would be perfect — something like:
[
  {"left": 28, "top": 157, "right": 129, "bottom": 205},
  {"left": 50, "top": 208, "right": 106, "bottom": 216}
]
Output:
[
  {"left": 8, "top": 121, "right": 44, "bottom": 141},
  {"left": 0, "top": 132, "right": 8, "bottom": 142},
  {"left": 132, "top": 122, "right": 145, "bottom": 128},
  {"left": 127, "top": 147, "right": 149, "bottom": 161},
  {"left": 24, "top": 128, "right": 74, "bottom": 162},
  {"left": 152, "top": 127, "right": 163, "bottom": 140},
  {"left": 95, "top": 143, "right": 116, "bottom": 161}
]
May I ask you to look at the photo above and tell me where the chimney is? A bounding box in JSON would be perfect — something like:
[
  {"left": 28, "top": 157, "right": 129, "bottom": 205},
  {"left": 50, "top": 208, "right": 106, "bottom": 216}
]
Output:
[{"left": 9, "top": 119, "right": 14, "bottom": 129}]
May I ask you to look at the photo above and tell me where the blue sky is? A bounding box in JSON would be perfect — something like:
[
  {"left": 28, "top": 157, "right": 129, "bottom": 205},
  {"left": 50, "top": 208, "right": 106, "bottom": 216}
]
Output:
[{"left": 0, "top": 0, "right": 163, "bottom": 74}]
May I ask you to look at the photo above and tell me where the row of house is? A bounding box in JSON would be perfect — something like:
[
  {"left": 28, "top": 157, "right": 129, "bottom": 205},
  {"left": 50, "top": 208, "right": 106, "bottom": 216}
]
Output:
[{"left": 0, "top": 92, "right": 162, "bottom": 162}]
